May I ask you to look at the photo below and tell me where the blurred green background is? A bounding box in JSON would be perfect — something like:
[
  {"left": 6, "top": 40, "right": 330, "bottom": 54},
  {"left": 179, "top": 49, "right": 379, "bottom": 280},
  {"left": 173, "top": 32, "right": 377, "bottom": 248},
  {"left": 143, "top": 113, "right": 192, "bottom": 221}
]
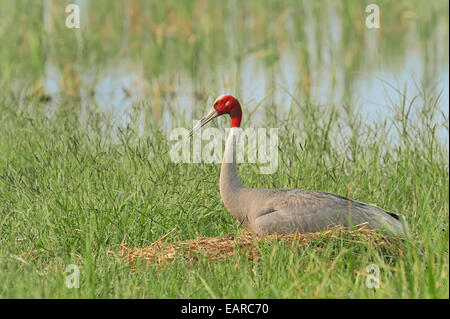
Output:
[{"left": 0, "top": 0, "right": 448, "bottom": 134}]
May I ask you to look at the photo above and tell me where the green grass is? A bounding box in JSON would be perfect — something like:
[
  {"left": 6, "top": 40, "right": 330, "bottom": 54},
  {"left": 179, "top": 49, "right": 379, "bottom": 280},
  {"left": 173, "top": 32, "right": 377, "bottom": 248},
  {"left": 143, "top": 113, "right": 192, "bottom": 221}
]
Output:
[
  {"left": 0, "top": 0, "right": 448, "bottom": 298},
  {"left": 0, "top": 87, "right": 448, "bottom": 298}
]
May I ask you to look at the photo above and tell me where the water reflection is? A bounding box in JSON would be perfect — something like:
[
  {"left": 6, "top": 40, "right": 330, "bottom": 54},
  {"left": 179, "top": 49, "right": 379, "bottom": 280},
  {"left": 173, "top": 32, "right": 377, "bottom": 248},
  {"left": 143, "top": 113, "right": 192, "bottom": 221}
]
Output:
[
  {"left": 38, "top": 1, "right": 448, "bottom": 147},
  {"left": 42, "top": 53, "right": 448, "bottom": 147},
  {"left": 93, "top": 64, "right": 146, "bottom": 123}
]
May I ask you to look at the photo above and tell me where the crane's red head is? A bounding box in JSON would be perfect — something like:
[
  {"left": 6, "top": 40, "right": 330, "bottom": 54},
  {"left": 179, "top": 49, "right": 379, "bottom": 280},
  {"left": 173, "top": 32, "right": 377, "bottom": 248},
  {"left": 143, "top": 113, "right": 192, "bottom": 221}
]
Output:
[{"left": 189, "top": 94, "right": 242, "bottom": 137}]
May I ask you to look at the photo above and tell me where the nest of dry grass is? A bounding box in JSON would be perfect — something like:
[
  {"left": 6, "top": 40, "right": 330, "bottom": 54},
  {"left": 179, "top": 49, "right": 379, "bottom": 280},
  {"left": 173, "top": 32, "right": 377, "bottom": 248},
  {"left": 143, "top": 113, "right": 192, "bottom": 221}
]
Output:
[{"left": 117, "top": 224, "right": 400, "bottom": 268}]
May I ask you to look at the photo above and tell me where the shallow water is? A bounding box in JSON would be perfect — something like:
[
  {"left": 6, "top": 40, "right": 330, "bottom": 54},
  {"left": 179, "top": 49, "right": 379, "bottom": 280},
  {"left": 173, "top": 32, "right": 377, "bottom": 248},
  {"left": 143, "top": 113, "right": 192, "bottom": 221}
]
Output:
[
  {"left": 44, "top": 52, "right": 448, "bottom": 147},
  {"left": 39, "top": 1, "right": 448, "bottom": 147}
]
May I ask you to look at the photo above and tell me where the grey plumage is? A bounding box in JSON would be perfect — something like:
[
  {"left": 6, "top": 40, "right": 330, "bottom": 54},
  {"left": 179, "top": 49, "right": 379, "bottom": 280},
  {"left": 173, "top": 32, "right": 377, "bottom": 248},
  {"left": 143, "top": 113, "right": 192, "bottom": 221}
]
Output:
[
  {"left": 220, "top": 128, "right": 409, "bottom": 237},
  {"left": 190, "top": 96, "right": 410, "bottom": 237}
]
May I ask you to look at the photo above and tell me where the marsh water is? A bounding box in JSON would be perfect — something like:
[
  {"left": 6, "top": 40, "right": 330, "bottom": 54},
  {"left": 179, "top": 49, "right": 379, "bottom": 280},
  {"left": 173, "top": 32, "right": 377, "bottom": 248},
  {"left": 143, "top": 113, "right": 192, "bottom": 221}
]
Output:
[{"left": 2, "top": 0, "right": 449, "bottom": 145}]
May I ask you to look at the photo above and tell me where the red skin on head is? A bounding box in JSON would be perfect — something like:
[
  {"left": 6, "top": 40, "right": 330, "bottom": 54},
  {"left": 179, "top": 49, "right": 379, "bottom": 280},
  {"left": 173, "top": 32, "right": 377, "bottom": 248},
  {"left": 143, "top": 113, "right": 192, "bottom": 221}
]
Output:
[{"left": 213, "top": 95, "right": 242, "bottom": 128}]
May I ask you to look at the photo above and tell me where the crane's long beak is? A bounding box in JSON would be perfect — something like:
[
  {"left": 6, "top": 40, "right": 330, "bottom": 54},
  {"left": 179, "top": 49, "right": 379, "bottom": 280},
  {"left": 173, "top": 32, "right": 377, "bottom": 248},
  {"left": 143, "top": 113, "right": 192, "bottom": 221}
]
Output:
[{"left": 189, "top": 107, "right": 219, "bottom": 137}]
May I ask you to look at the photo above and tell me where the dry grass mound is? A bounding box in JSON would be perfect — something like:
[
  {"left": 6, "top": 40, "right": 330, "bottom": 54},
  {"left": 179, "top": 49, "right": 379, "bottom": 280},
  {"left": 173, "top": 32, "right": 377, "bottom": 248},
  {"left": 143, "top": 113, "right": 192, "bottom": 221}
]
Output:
[{"left": 118, "top": 224, "right": 401, "bottom": 268}]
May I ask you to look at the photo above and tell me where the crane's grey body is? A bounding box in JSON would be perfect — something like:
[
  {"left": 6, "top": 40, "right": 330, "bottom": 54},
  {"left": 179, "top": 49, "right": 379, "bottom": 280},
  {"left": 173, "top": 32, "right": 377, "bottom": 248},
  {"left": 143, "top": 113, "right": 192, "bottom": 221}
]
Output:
[{"left": 220, "top": 128, "right": 409, "bottom": 236}]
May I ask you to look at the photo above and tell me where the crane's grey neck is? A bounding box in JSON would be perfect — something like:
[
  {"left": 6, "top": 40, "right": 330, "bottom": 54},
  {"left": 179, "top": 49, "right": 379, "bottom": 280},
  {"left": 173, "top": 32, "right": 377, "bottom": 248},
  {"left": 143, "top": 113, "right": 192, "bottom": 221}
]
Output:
[{"left": 220, "top": 127, "right": 246, "bottom": 223}]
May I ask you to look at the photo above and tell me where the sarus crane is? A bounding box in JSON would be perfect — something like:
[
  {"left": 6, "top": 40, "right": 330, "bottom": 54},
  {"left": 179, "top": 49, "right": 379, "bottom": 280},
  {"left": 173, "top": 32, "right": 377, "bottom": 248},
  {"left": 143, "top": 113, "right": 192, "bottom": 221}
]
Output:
[{"left": 189, "top": 94, "right": 409, "bottom": 237}]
